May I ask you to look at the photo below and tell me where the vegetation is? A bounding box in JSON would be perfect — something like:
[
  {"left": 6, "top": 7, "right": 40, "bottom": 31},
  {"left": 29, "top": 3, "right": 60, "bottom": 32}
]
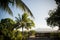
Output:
[
  {"left": 0, "top": 0, "right": 35, "bottom": 40},
  {"left": 0, "top": 18, "right": 16, "bottom": 40},
  {"left": 0, "top": 0, "right": 34, "bottom": 17},
  {"left": 46, "top": 0, "right": 60, "bottom": 30},
  {"left": 15, "top": 12, "right": 35, "bottom": 40},
  {"left": 0, "top": 13, "right": 35, "bottom": 40},
  {"left": 1, "top": 0, "right": 60, "bottom": 40}
]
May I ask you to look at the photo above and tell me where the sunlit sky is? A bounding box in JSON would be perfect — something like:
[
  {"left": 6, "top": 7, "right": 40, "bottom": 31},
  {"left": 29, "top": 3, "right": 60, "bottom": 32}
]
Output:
[{"left": 0, "top": 0, "right": 59, "bottom": 31}]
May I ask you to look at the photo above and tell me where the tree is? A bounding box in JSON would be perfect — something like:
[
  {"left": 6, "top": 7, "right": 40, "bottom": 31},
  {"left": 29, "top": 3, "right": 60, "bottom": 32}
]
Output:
[
  {"left": 0, "top": 18, "right": 16, "bottom": 30},
  {"left": 46, "top": 10, "right": 60, "bottom": 30},
  {"left": 0, "top": 18, "right": 25, "bottom": 40},
  {"left": 15, "top": 12, "right": 35, "bottom": 40},
  {"left": 11, "top": 30, "right": 22, "bottom": 40},
  {"left": 0, "top": 0, "right": 34, "bottom": 17},
  {"left": 0, "top": 18, "right": 16, "bottom": 40},
  {"left": 55, "top": 0, "right": 60, "bottom": 5},
  {"left": 46, "top": 0, "right": 60, "bottom": 30},
  {"left": 15, "top": 12, "right": 35, "bottom": 31},
  {"left": 22, "top": 13, "right": 35, "bottom": 30}
]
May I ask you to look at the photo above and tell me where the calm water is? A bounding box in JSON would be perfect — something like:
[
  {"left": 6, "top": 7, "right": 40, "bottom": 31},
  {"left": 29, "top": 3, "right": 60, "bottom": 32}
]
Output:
[{"left": 28, "top": 37, "right": 60, "bottom": 40}]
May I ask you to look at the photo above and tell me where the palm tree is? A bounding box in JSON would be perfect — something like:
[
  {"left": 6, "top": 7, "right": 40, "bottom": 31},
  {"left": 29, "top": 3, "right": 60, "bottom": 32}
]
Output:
[
  {"left": 0, "top": 0, "right": 34, "bottom": 17},
  {"left": 15, "top": 13, "right": 35, "bottom": 30},
  {"left": 15, "top": 12, "right": 35, "bottom": 40}
]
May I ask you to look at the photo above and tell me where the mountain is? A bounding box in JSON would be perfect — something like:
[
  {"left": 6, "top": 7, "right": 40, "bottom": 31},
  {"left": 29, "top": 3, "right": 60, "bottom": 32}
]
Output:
[{"left": 34, "top": 28, "right": 59, "bottom": 33}]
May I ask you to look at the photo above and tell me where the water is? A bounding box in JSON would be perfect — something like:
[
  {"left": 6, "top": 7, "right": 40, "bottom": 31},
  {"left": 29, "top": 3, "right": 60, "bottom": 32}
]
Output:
[{"left": 28, "top": 37, "right": 60, "bottom": 40}]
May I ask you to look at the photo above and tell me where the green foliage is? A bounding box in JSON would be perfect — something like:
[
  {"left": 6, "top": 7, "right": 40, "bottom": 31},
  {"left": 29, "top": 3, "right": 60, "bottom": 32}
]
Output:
[
  {"left": 29, "top": 30, "right": 36, "bottom": 36},
  {"left": 0, "top": 13, "right": 35, "bottom": 40},
  {"left": 0, "top": 18, "right": 23, "bottom": 40},
  {"left": 22, "top": 13, "right": 35, "bottom": 30},
  {"left": 46, "top": 10, "right": 59, "bottom": 27},
  {"left": 0, "top": 0, "right": 34, "bottom": 17},
  {"left": 0, "top": 18, "right": 14, "bottom": 40},
  {"left": 0, "top": 14, "right": 35, "bottom": 40},
  {"left": 11, "top": 30, "right": 22, "bottom": 40},
  {"left": 46, "top": 0, "right": 60, "bottom": 30},
  {"left": 15, "top": 12, "right": 35, "bottom": 40},
  {"left": 0, "top": 18, "right": 16, "bottom": 30},
  {"left": 15, "top": 12, "right": 35, "bottom": 30},
  {"left": 55, "top": 0, "right": 60, "bottom": 4}
]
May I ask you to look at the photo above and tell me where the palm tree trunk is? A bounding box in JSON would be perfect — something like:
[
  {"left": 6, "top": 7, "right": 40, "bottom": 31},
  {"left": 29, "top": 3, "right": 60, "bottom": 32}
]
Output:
[
  {"left": 27, "top": 30, "right": 29, "bottom": 40},
  {"left": 22, "top": 27, "right": 24, "bottom": 34},
  {"left": 22, "top": 27, "right": 24, "bottom": 40}
]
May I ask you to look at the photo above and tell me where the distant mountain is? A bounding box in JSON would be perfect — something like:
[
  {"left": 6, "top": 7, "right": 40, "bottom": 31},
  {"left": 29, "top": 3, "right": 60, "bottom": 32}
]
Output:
[{"left": 34, "top": 28, "right": 59, "bottom": 33}]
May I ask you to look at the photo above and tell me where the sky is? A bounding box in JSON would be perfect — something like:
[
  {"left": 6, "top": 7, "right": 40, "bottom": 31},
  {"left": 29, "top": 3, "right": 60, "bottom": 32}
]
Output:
[
  {"left": 23, "top": 0, "right": 58, "bottom": 30},
  {"left": 0, "top": 0, "right": 58, "bottom": 31}
]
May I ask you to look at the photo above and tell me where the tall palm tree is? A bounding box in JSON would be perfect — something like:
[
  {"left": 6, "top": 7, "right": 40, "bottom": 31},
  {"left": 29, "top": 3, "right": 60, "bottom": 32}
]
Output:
[
  {"left": 15, "top": 12, "right": 35, "bottom": 40},
  {"left": 22, "top": 13, "right": 35, "bottom": 30},
  {"left": 0, "top": 0, "right": 34, "bottom": 17},
  {"left": 15, "top": 12, "right": 35, "bottom": 32}
]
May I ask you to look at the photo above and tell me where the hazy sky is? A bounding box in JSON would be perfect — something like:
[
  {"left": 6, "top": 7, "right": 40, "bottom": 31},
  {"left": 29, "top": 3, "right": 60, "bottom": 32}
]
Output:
[
  {"left": 23, "top": 0, "right": 57, "bottom": 29},
  {"left": 0, "top": 0, "right": 58, "bottom": 30}
]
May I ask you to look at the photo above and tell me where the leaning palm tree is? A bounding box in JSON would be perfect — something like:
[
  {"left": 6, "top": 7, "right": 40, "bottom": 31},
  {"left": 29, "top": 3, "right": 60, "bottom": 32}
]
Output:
[
  {"left": 15, "top": 12, "right": 35, "bottom": 40},
  {"left": 22, "top": 13, "right": 35, "bottom": 30},
  {"left": 0, "top": 0, "right": 34, "bottom": 17},
  {"left": 15, "top": 12, "right": 35, "bottom": 33}
]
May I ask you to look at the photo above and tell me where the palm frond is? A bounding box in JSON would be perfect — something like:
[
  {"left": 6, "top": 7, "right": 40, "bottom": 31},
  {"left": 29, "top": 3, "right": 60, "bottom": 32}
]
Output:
[
  {"left": 16, "top": 0, "right": 34, "bottom": 18},
  {"left": 0, "top": 0, "right": 34, "bottom": 17},
  {"left": 15, "top": 17, "right": 20, "bottom": 22},
  {"left": 0, "top": 0, "right": 13, "bottom": 16},
  {"left": 15, "top": 14, "right": 22, "bottom": 22},
  {"left": 5, "top": 5, "right": 13, "bottom": 16},
  {"left": 18, "top": 13, "right": 22, "bottom": 21}
]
